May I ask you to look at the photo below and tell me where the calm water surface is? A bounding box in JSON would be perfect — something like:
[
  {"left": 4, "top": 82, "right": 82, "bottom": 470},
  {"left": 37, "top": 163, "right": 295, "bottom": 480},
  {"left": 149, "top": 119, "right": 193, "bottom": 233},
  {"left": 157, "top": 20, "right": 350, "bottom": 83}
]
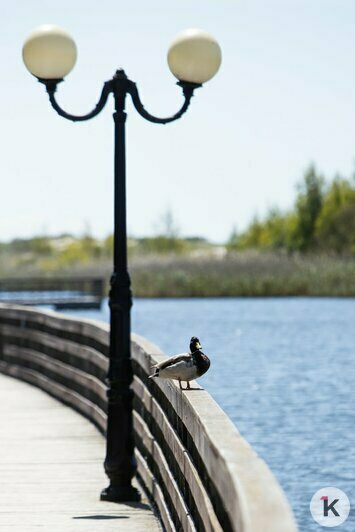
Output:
[{"left": 58, "top": 297, "right": 355, "bottom": 531}]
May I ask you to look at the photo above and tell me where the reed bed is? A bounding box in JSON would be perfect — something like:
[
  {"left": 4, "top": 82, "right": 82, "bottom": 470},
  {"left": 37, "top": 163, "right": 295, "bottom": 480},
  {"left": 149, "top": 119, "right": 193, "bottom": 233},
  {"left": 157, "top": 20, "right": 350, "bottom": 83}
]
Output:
[
  {"left": 1, "top": 249, "right": 354, "bottom": 297},
  {"left": 129, "top": 252, "right": 355, "bottom": 297}
]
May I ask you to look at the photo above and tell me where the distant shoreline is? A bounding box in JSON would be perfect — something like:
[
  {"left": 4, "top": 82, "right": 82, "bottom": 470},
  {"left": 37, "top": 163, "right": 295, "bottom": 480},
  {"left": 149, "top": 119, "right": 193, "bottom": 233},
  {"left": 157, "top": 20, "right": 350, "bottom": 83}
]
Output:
[
  {"left": 3, "top": 251, "right": 354, "bottom": 298},
  {"left": 128, "top": 253, "right": 355, "bottom": 298}
]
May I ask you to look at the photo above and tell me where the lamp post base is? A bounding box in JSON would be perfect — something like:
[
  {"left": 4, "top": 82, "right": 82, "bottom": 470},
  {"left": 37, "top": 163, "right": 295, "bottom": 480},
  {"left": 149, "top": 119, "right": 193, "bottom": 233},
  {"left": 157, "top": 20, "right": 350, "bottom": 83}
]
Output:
[{"left": 100, "top": 484, "right": 141, "bottom": 503}]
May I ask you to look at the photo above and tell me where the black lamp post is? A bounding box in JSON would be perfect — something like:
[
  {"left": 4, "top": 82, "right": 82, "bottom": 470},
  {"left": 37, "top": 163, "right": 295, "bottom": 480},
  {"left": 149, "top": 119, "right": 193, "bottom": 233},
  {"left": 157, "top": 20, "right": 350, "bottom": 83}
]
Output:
[{"left": 22, "top": 25, "right": 221, "bottom": 502}]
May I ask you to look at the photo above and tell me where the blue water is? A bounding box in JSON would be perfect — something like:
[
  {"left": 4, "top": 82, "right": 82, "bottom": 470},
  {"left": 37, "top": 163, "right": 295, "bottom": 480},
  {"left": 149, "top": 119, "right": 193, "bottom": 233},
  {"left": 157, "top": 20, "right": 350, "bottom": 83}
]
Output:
[
  {"left": 57, "top": 297, "right": 355, "bottom": 531},
  {"left": 0, "top": 290, "right": 82, "bottom": 301}
]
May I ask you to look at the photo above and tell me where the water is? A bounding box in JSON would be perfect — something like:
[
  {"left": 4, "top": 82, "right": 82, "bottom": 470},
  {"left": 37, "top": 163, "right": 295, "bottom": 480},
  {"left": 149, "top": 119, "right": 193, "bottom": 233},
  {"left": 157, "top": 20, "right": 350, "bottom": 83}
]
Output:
[
  {"left": 0, "top": 290, "right": 83, "bottom": 301},
  {"left": 56, "top": 297, "right": 355, "bottom": 530}
]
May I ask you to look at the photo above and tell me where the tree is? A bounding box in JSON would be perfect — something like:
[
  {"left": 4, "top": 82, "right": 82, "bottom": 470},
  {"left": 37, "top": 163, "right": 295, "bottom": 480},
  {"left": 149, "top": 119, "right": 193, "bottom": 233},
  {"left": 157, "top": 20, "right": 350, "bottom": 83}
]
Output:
[
  {"left": 260, "top": 208, "right": 289, "bottom": 250},
  {"left": 292, "top": 165, "right": 324, "bottom": 251},
  {"left": 316, "top": 176, "right": 355, "bottom": 253},
  {"left": 240, "top": 216, "right": 265, "bottom": 249},
  {"left": 226, "top": 226, "right": 240, "bottom": 251}
]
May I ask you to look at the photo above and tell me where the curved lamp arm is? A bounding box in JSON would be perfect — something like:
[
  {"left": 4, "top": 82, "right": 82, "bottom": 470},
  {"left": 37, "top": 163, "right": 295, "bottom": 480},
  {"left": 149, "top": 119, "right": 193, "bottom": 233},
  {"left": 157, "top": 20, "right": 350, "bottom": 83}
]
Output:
[
  {"left": 38, "top": 72, "right": 201, "bottom": 124},
  {"left": 127, "top": 80, "right": 200, "bottom": 124},
  {"left": 42, "top": 79, "right": 112, "bottom": 122}
]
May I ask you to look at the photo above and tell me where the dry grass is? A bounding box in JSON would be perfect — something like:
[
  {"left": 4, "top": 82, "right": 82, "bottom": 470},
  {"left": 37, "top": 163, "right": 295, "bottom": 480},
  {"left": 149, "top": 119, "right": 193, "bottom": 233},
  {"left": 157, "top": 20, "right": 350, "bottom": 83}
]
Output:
[
  {"left": 1, "top": 248, "right": 354, "bottom": 297},
  {"left": 129, "top": 251, "right": 355, "bottom": 297}
]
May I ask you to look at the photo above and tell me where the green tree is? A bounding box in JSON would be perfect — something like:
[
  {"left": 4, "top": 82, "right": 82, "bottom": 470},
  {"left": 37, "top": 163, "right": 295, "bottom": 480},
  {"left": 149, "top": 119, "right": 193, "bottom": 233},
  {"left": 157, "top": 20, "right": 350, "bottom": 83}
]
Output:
[
  {"left": 30, "top": 237, "right": 53, "bottom": 255},
  {"left": 236, "top": 216, "right": 264, "bottom": 249},
  {"left": 259, "top": 208, "right": 289, "bottom": 250},
  {"left": 292, "top": 165, "right": 324, "bottom": 251},
  {"left": 316, "top": 176, "right": 355, "bottom": 253},
  {"left": 226, "top": 226, "right": 239, "bottom": 251},
  {"left": 228, "top": 211, "right": 290, "bottom": 251}
]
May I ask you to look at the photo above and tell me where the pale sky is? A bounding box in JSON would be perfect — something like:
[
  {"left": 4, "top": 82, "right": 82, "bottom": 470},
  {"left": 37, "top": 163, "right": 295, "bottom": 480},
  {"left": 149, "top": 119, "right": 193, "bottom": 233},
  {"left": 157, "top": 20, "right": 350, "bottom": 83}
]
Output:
[{"left": 1, "top": 1, "right": 355, "bottom": 243}]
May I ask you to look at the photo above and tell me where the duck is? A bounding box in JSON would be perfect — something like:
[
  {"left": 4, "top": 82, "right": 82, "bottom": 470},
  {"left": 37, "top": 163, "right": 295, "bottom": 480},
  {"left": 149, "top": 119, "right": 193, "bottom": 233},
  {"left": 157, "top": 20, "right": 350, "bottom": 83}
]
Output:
[{"left": 149, "top": 336, "right": 210, "bottom": 390}]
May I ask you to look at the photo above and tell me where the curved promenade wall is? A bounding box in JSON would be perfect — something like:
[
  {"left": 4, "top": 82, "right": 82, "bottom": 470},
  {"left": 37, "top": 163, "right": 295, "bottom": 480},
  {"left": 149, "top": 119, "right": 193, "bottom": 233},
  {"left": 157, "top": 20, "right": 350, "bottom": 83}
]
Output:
[{"left": 0, "top": 303, "right": 297, "bottom": 532}]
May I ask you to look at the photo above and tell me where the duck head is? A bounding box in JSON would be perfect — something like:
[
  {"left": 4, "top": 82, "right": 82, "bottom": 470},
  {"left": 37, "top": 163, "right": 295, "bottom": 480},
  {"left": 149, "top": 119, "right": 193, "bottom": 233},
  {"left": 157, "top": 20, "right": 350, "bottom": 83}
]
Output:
[{"left": 190, "top": 336, "right": 202, "bottom": 353}]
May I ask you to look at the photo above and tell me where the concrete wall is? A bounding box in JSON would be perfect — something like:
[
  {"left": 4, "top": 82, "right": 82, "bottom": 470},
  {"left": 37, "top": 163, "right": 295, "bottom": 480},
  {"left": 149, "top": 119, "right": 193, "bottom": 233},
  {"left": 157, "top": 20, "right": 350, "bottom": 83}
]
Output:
[{"left": 0, "top": 303, "right": 297, "bottom": 532}]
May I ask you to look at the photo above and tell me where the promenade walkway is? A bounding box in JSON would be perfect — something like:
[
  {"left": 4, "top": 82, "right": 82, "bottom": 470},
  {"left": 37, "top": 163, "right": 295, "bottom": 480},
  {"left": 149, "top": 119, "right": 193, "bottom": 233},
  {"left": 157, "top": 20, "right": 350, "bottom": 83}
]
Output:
[{"left": 0, "top": 373, "right": 161, "bottom": 532}]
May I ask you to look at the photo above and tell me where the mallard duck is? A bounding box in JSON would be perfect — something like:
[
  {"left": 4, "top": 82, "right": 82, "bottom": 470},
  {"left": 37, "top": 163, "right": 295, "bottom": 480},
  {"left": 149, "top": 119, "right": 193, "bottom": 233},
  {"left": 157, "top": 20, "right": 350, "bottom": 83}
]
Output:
[{"left": 149, "top": 336, "right": 210, "bottom": 390}]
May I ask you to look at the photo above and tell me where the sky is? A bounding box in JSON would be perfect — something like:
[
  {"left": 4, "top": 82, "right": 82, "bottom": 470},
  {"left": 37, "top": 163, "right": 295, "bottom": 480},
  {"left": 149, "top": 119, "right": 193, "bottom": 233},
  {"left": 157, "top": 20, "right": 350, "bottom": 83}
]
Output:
[{"left": 1, "top": 0, "right": 355, "bottom": 243}]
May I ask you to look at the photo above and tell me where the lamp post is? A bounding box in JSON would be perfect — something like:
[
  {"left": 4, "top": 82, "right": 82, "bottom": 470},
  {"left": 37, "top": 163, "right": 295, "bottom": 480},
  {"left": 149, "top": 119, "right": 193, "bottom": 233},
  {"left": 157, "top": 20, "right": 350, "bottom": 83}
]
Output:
[{"left": 22, "top": 25, "right": 221, "bottom": 503}]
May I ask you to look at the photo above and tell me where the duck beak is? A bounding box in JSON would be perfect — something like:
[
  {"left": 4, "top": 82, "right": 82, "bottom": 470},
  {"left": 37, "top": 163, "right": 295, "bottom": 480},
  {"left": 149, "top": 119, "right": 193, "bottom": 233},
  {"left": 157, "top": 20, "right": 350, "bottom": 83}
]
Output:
[{"left": 196, "top": 342, "right": 202, "bottom": 349}]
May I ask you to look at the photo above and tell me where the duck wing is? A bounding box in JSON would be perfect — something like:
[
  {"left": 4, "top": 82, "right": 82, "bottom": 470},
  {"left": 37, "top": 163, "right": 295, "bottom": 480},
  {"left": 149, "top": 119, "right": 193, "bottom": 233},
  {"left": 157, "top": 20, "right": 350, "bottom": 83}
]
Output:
[{"left": 154, "top": 353, "right": 191, "bottom": 370}]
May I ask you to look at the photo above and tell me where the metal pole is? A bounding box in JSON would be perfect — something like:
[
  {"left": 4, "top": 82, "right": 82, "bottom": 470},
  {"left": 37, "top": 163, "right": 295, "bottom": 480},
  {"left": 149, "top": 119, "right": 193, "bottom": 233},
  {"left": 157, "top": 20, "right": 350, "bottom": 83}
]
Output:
[
  {"left": 41, "top": 69, "right": 198, "bottom": 503},
  {"left": 100, "top": 74, "right": 140, "bottom": 502}
]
